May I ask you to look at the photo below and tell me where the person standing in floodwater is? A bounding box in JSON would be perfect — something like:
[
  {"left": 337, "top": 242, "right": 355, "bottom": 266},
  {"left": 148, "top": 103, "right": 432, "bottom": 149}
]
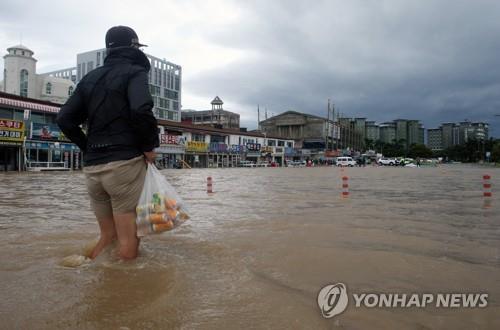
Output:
[{"left": 57, "top": 26, "right": 159, "bottom": 260}]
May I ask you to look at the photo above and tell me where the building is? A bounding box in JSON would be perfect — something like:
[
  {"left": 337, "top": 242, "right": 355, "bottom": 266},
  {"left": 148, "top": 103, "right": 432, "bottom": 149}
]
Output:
[
  {"left": 43, "top": 67, "right": 77, "bottom": 84},
  {"left": 181, "top": 96, "right": 240, "bottom": 130},
  {"left": 0, "top": 91, "right": 82, "bottom": 171},
  {"left": 156, "top": 120, "right": 294, "bottom": 168},
  {"left": 427, "top": 128, "right": 443, "bottom": 151},
  {"left": 427, "top": 121, "right": 489, "bottom": 150},
  {"left": 365, "top": 121, "right": 380, "bottom": 142},
  {"left": 1, "top": 45, "right": 76, "bottom": 104},
  {"left": 259, "top": 111, "right": 339, "bottom": 158},
  {"left": 379, "top": 122, "right": 396, "bottom": 144},
  {"left": 75, "top": 48, "right": 182, "bottom": 121}
]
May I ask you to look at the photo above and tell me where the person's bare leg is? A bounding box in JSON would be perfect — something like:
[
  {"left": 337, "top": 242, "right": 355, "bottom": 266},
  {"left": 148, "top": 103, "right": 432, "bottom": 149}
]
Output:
[
  {"left": 90, "top": 216, "right": 117, "bottom": 259},
  {"left": 113, "top": 212, "right": 139, "bottom": 260}
]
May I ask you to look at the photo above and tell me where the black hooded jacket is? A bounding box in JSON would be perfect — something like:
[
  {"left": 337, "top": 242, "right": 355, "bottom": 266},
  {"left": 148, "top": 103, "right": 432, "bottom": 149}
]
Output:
[{"left": 57, "top": 47, "right": 159, "bottom": 166}]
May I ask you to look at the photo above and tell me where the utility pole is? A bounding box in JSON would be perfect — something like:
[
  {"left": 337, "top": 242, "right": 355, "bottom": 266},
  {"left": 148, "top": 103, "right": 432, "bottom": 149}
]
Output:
[
  {"left": 257, "top": 104, "right": 260, "bottom": 131},
  {"left": 326, "top": 99, "right": 331, "bottom": 151}
]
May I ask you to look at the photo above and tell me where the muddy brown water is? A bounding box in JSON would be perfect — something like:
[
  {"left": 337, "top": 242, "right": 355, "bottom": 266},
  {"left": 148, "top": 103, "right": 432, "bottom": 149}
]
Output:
[{"left": 0, "top": 165, "right": 499, "bottom": 329}]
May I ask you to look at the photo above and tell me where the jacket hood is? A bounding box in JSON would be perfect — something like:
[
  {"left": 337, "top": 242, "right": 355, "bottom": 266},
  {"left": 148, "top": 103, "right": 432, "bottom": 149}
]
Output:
[{"left": 104, "top": 47, "right": 151, "bottom": 71}]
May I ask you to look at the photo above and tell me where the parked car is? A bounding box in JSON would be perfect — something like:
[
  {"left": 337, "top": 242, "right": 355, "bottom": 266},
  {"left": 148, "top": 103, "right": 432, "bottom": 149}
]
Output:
[
  {"left": 287, "top": 160, "right": 306, "bottom": 167},
  {"left": 378, "top": 158, "right": 397, "bottom": 166},
  {"left": 336, "top": 157, "right": 357, "bottom": 167}
]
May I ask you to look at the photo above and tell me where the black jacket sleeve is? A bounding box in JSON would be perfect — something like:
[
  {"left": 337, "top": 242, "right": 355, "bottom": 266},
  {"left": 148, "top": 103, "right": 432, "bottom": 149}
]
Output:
[
  {"left": 128, "top": 68, "right": 160, "bottom": 152},
  {"left": 56, "top": 85, "right": 88, "bottom": 151}
]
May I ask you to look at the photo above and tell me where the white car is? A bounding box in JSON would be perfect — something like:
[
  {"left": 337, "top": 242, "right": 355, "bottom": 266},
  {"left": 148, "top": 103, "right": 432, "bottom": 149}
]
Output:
[
  {"left": 378, "top": 158, "right": 397, "bottom": 166},
  {"left": 336, "top": 157, "right": 357, "bottom": 167}
]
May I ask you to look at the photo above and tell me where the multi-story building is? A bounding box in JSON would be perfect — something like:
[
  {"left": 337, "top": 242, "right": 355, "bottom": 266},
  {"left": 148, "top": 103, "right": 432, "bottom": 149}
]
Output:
[
  {"left": 0, "top": 91, "right": 83, "bottom": 171},
  {"left": 379, "top": 122, "right": 396, "bottom": 144},
  {"left": 75, "top": 48, "right": 182, "bottom": 121},
  {"left": 259, "top": 111, "right": 339, "bottom": 158},
  {"left": 427, "top": 128, "right": 443, "bottom": 151},
  {"left": 181, "top": 96, "right": 240, "bottom": 130},
  {"left": 428, "top": 121, "right": 489, "bottom": 150},
  {"left": 0, "top": 45, "right": 76, "bottom": 104},
  {"left": 365, "top": 121, "right": 380, "bottom": 143}
]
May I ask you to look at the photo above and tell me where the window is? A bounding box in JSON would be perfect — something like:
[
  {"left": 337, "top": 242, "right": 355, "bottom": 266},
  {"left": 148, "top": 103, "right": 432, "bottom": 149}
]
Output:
[
  {"left": 20, "top": 69, "right": 28, "bottom": 97},
  {"left": 268, "top": 140, "right": 276, "bottom": 146},
  {"left": 45, "top": 82, "right": 52, "bottom": 95},
  {"left": 192, "top": 133, "right": 205, "bottom": 142},
  {"left": 173, "top": 101, "right": 179, "bottom": 110},
  {"left": 96, "top": 52, "right": 101, "bottom": 66},
  {"left": 87, "top": 61, "right": 94, "bottom": 72},
  {"left": 278, "top": 140, "right": 285, "bottom": 146},
  {"left": 68, "top": 86, "right": 74, "bottom": 96},
  {"left": 0, "top": 108, "right": 13, "bottom": 119},
  {"left": 174, "top": 77, "right": 180, "bottom": 91}
]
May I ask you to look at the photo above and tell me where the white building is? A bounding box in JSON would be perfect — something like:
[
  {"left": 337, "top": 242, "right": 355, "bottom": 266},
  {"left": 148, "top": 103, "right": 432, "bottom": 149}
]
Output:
[
  {"left": 76, "top": 48, "right": 182, "bottom": 122},
  {"left": 0, "top": 45, "right": 76, "bottom": 104}
]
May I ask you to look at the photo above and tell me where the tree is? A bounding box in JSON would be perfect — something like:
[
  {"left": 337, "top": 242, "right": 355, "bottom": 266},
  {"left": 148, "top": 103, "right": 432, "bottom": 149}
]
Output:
[
  {"left": 408, "top": 144, "right": 433, "bottom": 159},
  {"left": 492, "top": 142, "right": 500, "bottom": 163}
]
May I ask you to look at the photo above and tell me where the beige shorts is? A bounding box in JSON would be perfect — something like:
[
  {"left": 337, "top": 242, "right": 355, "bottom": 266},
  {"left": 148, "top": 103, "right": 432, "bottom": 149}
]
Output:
[{"left": 83, "top": 155, "right": 147, "bottom": 218}]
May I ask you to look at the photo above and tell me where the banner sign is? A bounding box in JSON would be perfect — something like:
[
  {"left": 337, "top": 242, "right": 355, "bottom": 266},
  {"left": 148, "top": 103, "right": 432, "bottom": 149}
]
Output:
[
  {"left": 186, "top": 141, "right": 208, "bottom": 152},
  {"left": 0, "top": 118, "right": 25, "bottom": 144},
  {"left": 160, "top": 134, "right": 186, "bottom": 145},
  {"left": 31, "top": 123, "right": 69, "bottom": 141},
  {"left": 229, "top": 144, "right": 245, "bottom": 153},
  {"left": 246, "top": 143, "right": 261, "bottom": 152},
  {"left": 209, "top": 142, "right": 228, "bottom": 153}
]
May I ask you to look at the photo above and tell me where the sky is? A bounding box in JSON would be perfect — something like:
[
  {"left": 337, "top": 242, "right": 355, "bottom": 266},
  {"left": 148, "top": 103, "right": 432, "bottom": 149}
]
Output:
[{"left": 1, "top": 0, "right": 500, "bottom": 137}]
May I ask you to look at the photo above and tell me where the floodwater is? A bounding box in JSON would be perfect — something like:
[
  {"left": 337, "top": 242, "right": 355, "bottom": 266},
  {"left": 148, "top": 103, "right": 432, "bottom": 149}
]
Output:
[{"left": 0, "top": 165, "right": 499, "bottom": 329}]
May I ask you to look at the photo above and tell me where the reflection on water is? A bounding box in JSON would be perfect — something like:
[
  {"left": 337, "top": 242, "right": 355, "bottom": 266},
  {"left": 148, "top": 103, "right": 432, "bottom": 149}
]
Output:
[{"left": 0, "top": 165, "right": 499, "bottom": 329}]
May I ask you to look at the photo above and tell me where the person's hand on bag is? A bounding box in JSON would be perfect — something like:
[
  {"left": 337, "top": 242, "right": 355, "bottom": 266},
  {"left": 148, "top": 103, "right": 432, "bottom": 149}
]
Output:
[{"left": 144, "top": 151, "right": 156, "bottom": 163}]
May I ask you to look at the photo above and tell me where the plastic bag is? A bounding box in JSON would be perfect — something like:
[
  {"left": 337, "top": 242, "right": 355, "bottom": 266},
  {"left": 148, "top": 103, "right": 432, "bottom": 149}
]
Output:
[{"left": 136, "top": 163, "right": 190, "bottom": 236}]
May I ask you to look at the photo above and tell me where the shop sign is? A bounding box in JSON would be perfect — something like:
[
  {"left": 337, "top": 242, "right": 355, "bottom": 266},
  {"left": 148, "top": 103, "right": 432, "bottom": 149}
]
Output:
[
  {"left": 229, "top": 144, "right": 245, "bottom": 153},
  {"left": 209, "top": 142, "right": 228, "bottom": 153},
  {"left": 0, "top": 118, "right": 25, "bottom": 145},
  {"left": 160, "top": 134, "right": 186, "bottom": 145},
  {"left": 261, "top": 146, "right": 273, "bottom": 153},
  {"left": 246, "top": 142, "right": 261, "bottom": 151},
  {"left": 186, "top": 141, "right": 208, "bottom": 152},
  {"left": 31, "top": 123, "right": 69, "bottom": 141}
]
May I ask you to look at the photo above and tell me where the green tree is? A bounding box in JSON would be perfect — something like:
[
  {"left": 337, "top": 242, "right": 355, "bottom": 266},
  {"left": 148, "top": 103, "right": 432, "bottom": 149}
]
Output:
[
  {"left": 492, "top": 142, "right": 500, "bottom": 163},
  {"left": 408, "top": 144, "right": 433, "bottom": 159}
]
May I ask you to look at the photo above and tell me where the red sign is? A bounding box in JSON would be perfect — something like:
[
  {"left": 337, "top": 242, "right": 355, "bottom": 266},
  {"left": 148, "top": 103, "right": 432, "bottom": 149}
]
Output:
[
  {"left": 160, "top": 134, "right": 185, "bottom": 145},
  {"left": 0, "top": 119, "right": 24, "bottom": 130}
]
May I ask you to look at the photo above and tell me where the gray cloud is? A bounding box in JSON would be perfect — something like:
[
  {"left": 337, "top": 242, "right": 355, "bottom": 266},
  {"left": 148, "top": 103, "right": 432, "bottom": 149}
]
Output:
[
  {"left": 186, "top": 0, "right": 500, "bottom": 135},
  {"left": 1, "top": 0, "right": 500, "bottom": 136}
]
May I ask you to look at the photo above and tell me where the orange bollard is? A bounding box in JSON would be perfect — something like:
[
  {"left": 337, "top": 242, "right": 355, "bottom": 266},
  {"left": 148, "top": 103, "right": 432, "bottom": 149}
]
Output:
[
  {"left": 341, "top": 176, "right": 349, "bottom": 198},
  {"left": 483, "top": 174, "right": 492, "bottom": 208},
  {"left": 207, "top": 176, "right": 213, "bottom": 194}
]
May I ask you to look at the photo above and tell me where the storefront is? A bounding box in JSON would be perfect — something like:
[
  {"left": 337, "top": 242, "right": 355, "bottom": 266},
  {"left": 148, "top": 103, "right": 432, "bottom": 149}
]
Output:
[
  {"left": 244, "top": 142, "right": 261, "bottom": 163},
  {"left": 155, "top": 134, "right": 186, "bottom": 168},
  {"left": 26, "top": 122, "right": 81, "bottom": 170},
  {"left": 0, "top": 118, "right": 25, "bottom": 171},
  {"left": 207, "top": 143, "right": 242, "bottom": 168},
  {"left": 185, "top": 141, "right": 208, "bottom": 168}
]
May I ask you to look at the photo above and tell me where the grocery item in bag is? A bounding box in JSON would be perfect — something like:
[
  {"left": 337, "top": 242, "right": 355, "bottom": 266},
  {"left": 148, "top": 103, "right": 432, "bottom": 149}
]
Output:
[{"left": 136, "top": 164, "right": 190, "bottom": 236}]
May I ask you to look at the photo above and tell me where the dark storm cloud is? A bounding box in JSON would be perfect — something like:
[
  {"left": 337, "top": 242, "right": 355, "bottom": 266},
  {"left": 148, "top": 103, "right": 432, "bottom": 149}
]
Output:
[{"left": 187, "top": 0, "right": 500, "bottom": 135}]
